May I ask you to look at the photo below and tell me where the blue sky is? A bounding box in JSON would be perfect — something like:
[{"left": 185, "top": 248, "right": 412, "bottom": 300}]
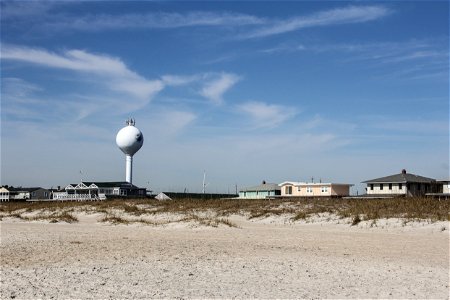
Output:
[{"left": 1, "top": 1, "right": 448, "bottom": 194}]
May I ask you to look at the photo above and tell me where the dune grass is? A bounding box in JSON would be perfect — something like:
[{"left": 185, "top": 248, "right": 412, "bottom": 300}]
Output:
[{"left": 0, "top": 197, "right": 448, "bottom": 226}]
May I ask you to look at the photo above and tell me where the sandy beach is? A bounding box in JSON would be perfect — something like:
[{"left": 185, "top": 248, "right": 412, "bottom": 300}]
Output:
[{"left": 1, "top": 214, "right": 448, "bottom": 299}]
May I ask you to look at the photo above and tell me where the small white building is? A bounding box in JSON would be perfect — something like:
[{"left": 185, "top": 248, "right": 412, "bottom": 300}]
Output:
[{"left": 0, "top": 187, "right": 10, "bottom": 202}]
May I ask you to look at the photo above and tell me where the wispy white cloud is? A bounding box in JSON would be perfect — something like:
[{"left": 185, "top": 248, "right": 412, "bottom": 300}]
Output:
[
  {"left": 161, "top": 74, "right": 202, "bottom": 86},
  {"left": 200, "top": 73, "right": 240, "bottom": 104},
  {"left": 260, "top": 44, "right": 306, "bottom": 54},
  {"left": 237, "top": 101, "right": 298, "bottom": 128},
  {"left": 43, "top": 11, "right": 265, "bottom": 31},
  {"left": 243, "top": 5, "right": 391, "bottom": 38},
  {"left": 258, "top": 39, "right": 448, "bottom": 81},
  {"left": 1, "top": 78, "right": 42, "bottom": 102},
  {"left": 0, "top": 1, "right": 56, "bottom": 19},
  {"left": 1, "top": 45, "right": 164, "bottom": 116},
  {"left": 4, "top": 4, "right": 390, "bottom": 41}
]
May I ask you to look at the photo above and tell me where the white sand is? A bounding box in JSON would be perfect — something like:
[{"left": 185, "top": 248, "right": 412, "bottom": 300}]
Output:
[{"left": 1, "top": 214, "right": 448, "bottom": 299}]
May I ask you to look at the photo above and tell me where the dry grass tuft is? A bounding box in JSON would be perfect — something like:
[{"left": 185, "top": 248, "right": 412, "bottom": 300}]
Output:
[
  {"left": 5, "top": 211, "right": 78, "bottom": 223},
  {"left": 100, "top": 214, "right": 130, "bottom": 225}
]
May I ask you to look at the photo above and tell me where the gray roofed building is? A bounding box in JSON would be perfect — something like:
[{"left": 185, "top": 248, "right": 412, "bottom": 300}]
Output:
[
  {"left": 6, "top": 187, "right": 51, "bottom": 200},
  {"left": 362, "top": 169, "right": 436, "bottom": 197},
  {"left": 239, "top": 181, "right": 281, "bottom": 199},
  {"left": 362, "top": 170, "right": 435, "bottom": 184}
]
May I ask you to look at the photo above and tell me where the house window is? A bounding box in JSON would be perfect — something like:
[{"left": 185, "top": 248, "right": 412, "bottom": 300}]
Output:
[
  {"left": 297, "top": 186, "right": 301, "bottom": 192},
  {"left": 399, "top": 183, "right": 403, "bottom": 190},
  {"left": 321, "top": 186, "right": 328, "bottom": 193},
  {"left": 370, "top": 184, "right": 374, "bottom": 190},
  {"left": 380, "top": 184, "right": 383, "bottom": 190},
  {"left": 389, "top": 183, "right": 392, "bottom": 190},
  {"left": 307, "top": 187, "right": 313, "bottom": 193},
  {"left": 44, "top": 192, "right": 48, "bottom": 197}
]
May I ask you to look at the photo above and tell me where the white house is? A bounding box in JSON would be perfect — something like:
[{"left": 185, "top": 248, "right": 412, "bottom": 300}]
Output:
[
  {"left": 53, "top": 181, "right": 146, "bottom": 201},
  {"left": 362, "top": 169, "right": 436, "bottom": 197}
]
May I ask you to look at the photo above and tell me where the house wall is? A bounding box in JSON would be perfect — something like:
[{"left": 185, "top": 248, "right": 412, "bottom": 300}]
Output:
[
  {"left": 30, "top": 189, "right": 51, "bottom": 199},
  {"left": 442, "top": 182, "right": 450, "bottom": 194},
  {"left": 281, "top": 184, "right": 351, "bottom": 197},
  {"left": 406, "top": 183, "right": 432, "bottom": 197},
  {"left": 280, "top": 184, "right": 299, "bottom": 196},
  {"left": 239, "top": 190, "right": 276, "bottom": 199},
  {"left": 330, "top": 185, "right": 351, "bottom": 196},
  {"left": 301, "top": 185, "right": 330, "bottom": 197},
  {"left": 366, "top": 182, "right": 433, "bottom": 196},
  {"left": 366, "top": 183, "right": 407, "bottom": 195}
]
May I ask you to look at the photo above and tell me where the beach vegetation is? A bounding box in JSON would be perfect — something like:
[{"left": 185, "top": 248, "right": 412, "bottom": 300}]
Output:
[{"left": 0, "top": 197, "right": 448, "bottom": 226}]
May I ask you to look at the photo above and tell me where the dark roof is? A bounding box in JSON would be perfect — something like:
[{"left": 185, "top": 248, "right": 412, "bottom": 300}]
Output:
[
  {"left": 362, "top": 172, "right": 435, "bottom": 184},
  {"left": 8, "top": 187, "right": 44, "bottom": 192},
  {"left": 240, "top": 183, "right": 281, "bottom": 192}
]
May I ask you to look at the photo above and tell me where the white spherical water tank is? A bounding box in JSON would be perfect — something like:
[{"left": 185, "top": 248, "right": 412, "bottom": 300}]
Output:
[
  {"left": 116, "top": 119, "right": 143, "bottom": 183},
  {"left": 116, "top": 125, "right": 144, "bottom": 156}
]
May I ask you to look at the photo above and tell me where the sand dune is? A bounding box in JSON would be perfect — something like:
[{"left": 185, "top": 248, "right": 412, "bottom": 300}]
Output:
[{"left": 1, "top": 214, "right": 448, "bottom": 299}]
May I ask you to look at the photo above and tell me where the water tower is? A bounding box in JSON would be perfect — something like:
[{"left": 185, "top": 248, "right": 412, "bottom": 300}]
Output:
[{"left": 116, "top": 118, "right": 143, "bottom": 184}]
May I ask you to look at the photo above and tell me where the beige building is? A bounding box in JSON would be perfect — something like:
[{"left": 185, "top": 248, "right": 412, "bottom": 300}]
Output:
[{"left": 279, "top": 181, "right": 352, "bottom": 197}]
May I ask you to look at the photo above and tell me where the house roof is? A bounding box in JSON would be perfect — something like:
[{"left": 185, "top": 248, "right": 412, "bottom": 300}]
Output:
[
  {"left": 436, "top": 179, "right": 450, "bottom": 183},
  {"left": 279, "top": 181, "right": 302, "bottom": 186},
  {"left": 362, "top": 171, "right": 435, "bottom": 184},
  {"left": 240, "top": 183, "right": 281, "bottom": 192},
  {"left": 8, "top": 187, "right": 43, "bottom": 192},
  {"left": 71, "top": 181, "right": 139, "bottom": 188}
]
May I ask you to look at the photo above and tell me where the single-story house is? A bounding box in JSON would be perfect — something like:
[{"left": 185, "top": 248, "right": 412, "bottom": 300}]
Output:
[
  {"left": 279, "top": 181, "right": 352, "bottom": 197},
  {"left": 84, "top": 181, "right": 146, "bottom": 197},
  {"left": 0, "top": 187, "right": 50, "bottom": 201},
  {"left": 239, "top": 181, "right": 281, "bottom": 199},
  {"left": 362, "top": 169, "right": 436, "bottom": 197},
  {"left": 53, "top": 181, "right": 146, "bottom": 200}
]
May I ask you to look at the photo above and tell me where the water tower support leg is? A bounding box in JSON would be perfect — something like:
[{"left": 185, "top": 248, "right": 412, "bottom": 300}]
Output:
[{"left": 126, "top": 155, "right": 133, "bottom": 183}]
